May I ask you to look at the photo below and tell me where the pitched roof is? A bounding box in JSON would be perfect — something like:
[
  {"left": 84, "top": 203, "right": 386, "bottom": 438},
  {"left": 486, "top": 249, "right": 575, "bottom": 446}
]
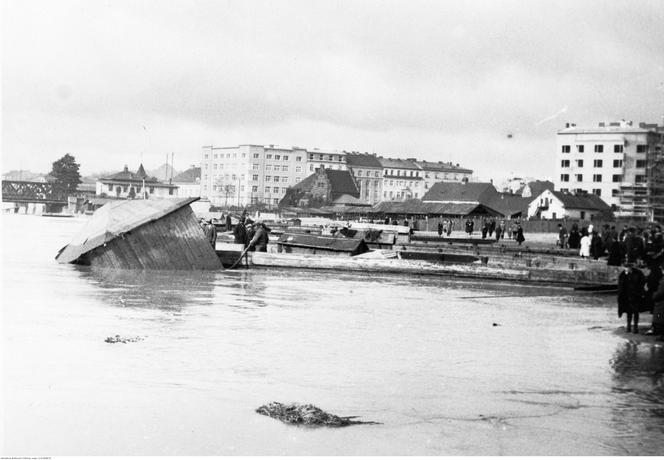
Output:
[
  {"left": 324, "top": 169, "right": 360, "bottom": 198},
  {"left": 421, "top": 182, "right": 497, "bottom": 203},
  {"left": 486, "top": 193, "right": 532, "bottom": 218},
  {"left": 414, "top": 160, "right": 473, "bottom": 174},
  {"left": 101, "top": 164, "right": 163, "bottom": 184},
  {"left": 378, "top": 157, "right": 419, "bottom": 169},
  {"left": 550, "top": 191, "right": 612, "bottom": 211},
  {"left": 346, "top": 153, "right": 382, "bottom": 168},
  {"left": 172, "top": 167, "right": 201, "bottom": 183},
  {"left": 525, "top": 180, "right": 554, "bottom": 197},
  {"left": 371, "top": 200, "right": 502, "bottom": 216},
  {"left": 287, "top": 169, "right": 360, "bottom": 199}
]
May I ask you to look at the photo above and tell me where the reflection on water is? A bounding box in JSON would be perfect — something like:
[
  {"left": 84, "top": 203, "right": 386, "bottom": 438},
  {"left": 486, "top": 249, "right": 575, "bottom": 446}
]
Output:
[{"left": 3, "top": 214, "right": 664, "bottom": 455}]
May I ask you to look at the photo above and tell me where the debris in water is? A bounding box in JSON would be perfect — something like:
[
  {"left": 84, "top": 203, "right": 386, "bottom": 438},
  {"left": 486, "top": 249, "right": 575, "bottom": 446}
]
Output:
[
  {"left": 493, "top": 323, "right": 500, "bottom": 327},
  {"left": 256, "top": 402, "right": 379, "bottom": 427},
  {"left": 105, "top": 334, "right": 144, "bottom": 344}
]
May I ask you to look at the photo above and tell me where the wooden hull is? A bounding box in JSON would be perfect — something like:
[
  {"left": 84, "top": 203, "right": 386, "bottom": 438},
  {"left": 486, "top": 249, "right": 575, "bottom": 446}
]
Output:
[{"left": 247, "top": 251, "right": 620, "bottom": 287}]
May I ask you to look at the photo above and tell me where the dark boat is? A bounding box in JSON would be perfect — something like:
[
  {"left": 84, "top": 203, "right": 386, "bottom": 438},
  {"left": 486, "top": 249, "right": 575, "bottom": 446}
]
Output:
[{"left": 397, "top": 250, "right": 480, "bottom": 264}]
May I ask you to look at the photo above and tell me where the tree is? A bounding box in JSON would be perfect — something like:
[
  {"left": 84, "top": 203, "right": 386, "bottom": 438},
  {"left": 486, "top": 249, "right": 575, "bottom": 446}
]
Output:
[{"left": 50, "top": 153, "right": 82, "bottom": 196}]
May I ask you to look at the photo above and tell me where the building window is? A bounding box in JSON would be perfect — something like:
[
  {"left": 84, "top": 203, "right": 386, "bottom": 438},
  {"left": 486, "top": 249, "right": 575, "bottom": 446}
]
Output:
[
  {"left": 296, "top": 166, "right": 302, "bottom": 173},
  {"left": 561, "top": 160, "right": 570, "bottom": 167},
  {"left": 275, "top": 155, "right": 280, "bottom": 160},
  {"left": 593, "top": 159, "right": 603, "bottom": 167},
  {"left": 282, "top": 165, "right": 288, "bottom": 172},
  {"left": 560, "top": 174, "right": 569, "bottom": 182},
  {"left": 282, "top": 187, "right": 287, "bottom": 193},
  {"left": 594, "top": 145, "right": 603, "bottom": 153},
  {"left": 253, "top": 153, "right": 260, "bottom": 159},
  {"left": 242, "top": 153, "right": 246, "bottom": 158},
  {"left": 265, "top": 187, "right": 270, "bottom": 193},
  {"left": 295, "top": 177, "right": 301, "bottom": 182},
  {"left": 575, "top": 174, "right": 583, "bottom": 182},
  {"left": 614, "top": 144, "right": 623, "bottom": 153},
  {"left": 252, "top": 175, "right": 259, "bottom": 181},
  {"left": 636, "top": 160, "right": 647, "bottom": 168},
  {"left": 637, "top": 145, "right": 648, "bottom": 153},
  {"left": 375, "top": 171, "right": 380, "bottom": 177},
  {"left": 612, "top": 174, "right": 623, "bottom": 182},
  {"left": 576, "top": 145, "right": 584, "bottom": 153},
  {"left": 214, "top": 154, "right": 218, "bottom": 159},
  {"left": 282, "top": 177, "right": 288, "bottom": 182},
  {"left": 252, "top": 186, "right": 258, "bottom": 192},
  {"left": 592, "top": 189, "right": 601, "bottom": 196},
  {"left": 612, "top": 189, "right": 620, "bottom": 197},
  {"left": 308, "top": 153, "right": 314, "bottom": 160},
  {"left": 613, "top": 159, "right": 623, "bottom": 168},
  {"left": 233, "top": 153, "right": 237, "bottom": 158},
  {"left": 204, "top": 154, "right": 209, "bottom": 159},
  {"left": 273, "top": 187, "right": 279, "bottom": 193},
  {"left": 562, "top": 145, "right": 571, "bottom": 153},
  {"left": 309, "top": 164, "right": 314, "bottom": 171},
  {"left": 576, "top": 159, "right": 584, "bottom": 167},
  {"left": 296, "top": 156, "right": 302, "bottom": 161},
  {"left": 593, "top": 174, "right": 602, "bottom": 182},
  {"left": 266, "top": 154, "right": 272, "bottom": 159},
  {"left": 283, "top": 155, "right": 289, "bottom": 161},
  {"left": 274, "top": 177, "right": 279, "bottom": 183},
  {"left": 265, "top": 176, "right": 271, "bottom": 182},
  {"left": 253, "top": 164, "right": 259, "bottom": 170},
  {"left": 635, "top": 175, "right": 646, "bottom": 183},
  {"left": 265, "top": 165, "right": 271, "bottom": 171}
]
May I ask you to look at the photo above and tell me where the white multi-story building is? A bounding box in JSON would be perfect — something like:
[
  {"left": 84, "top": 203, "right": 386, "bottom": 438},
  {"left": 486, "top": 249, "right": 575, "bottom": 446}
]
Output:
[
  {"left": 378, "top": 157, "right": 424, "bottom": 201},
  {"left": 306, "top": 148, "right": 347, "bottom": 173},
  {"left": 413, "top": 160, "right": 473, "bottom": 194},
  {"left": 555, "top": 120, "right": 663, "bottom": 218},
  {"left": 201, "top": 145, "right": 308, "bottom": 207}
]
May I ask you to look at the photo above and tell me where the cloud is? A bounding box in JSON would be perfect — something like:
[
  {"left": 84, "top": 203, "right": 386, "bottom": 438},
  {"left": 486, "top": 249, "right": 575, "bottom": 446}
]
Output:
[{"left": 3, "top": 0, "right": 664, "bottom": 180}]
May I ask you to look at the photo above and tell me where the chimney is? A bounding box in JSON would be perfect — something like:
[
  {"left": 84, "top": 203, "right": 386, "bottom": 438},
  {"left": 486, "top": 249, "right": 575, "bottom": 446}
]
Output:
[
  {"left": 565, "top": 123, "right": 570, "bottom": 128},
  {"left": 123, "top": 165, "right": 129, "bottom": 173}
]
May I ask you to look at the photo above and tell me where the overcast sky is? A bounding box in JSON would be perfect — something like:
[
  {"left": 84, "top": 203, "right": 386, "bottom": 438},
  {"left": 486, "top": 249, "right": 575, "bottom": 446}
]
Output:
[{"left": 3, "top": 0, "right": 664, "bottom": 184}]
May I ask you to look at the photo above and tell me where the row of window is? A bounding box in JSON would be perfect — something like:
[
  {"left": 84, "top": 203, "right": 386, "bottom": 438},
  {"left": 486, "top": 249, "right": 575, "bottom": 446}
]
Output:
[
  {"left": 384, "top": 169, "right": 420, "bottom": 177},
  {"left": 560, "top": 159, "right": 648, "bottom": 168},
  {"left": 561, "top": 144, "right": 648, "bottom": 153},
  {"left": 383, "top": 191, "right": 420, "bottom": 199},
  {"left": 308, "top": 154, "right": 343, "bottom": 162},
  {"left": 384, "top": 179, "right": 421, "bottom": 187},
  {"left": 560, "top": 174, "right": 646, "bottom": 183}
]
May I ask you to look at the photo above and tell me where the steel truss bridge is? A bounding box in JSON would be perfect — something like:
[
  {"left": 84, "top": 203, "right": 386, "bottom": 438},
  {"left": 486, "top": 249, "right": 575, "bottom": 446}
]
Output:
[{"left": 1, "top": 180, "right": 68, "bottom": 205}]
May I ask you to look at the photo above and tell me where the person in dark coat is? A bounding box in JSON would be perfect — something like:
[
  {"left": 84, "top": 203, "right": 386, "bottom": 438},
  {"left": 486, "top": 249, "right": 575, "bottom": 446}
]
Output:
[
  {"left": 204, "top": 220, "right": 217, "bottom": 248},
  {"left": 607, "top": 239, "right": 624, "bottom": 266},
  {"left": 624, "top": 228, "right": 645, "bottom": 263},
  {"left": 568, "top": 224, "right": 581, "bottom": 250},
  {"left": 233, "top": 216, "right": 248, "bottom": 247},
  {"left": 495, "top": 224, "right": 502, "bottom": 242},
  {"left": 515, "top": 224, "right": 525, "bottom": 246},
  {"left": 437, "top": 220, "right": 443, "bottom": 237},
  {"left": 384, "top": 216, "right": 390, "bottom": 225},
  {"left": 590, "top": 231, "right": 604, "bottom": 260},
  {"left": 488, "top": 219, "right": 496, "bottom": 237},
  {"left": 557, "top": 224, "right": 568, "bottom": 248},
  {"left": 465, "top": 219, "right": 474, "bottom": 236},
  {"left": 645, "top": 262, "right": 663, "bottom": 314},
  {"left": 225, "top": 213, "right": 232, "bottom": 232},
  {"left": 481, "top": 219, "right": 488, "bottom": 239},
  {"left": 447, "top": 220, "right": 453, "bottom": 236},
  {"left": 617, "top": 264, "right": 646, "bottom": 333},
  {"left": 248, "top": 221, "right": 270, "bottom": 252}
]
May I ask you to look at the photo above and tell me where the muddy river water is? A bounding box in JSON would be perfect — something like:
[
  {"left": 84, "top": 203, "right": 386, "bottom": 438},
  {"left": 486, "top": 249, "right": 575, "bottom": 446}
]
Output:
[{"left": 2, "top": 214, "right": 663, "bottom": 455}]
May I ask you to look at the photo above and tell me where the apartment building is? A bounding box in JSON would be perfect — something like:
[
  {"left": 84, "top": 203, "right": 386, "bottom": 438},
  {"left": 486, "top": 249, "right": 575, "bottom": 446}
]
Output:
[
  {"left": 555, "top": 120, "right": 664, "bottom": 219},
  {"left": 345, "top": 152, "right": 383, "bottom": 204},
  {"left": 413, "top": 160, "right": 473, "bottom": 193},
  {"left": 378, "top": 157, "right": 424, "bottom": 201},
  {"left": 306, "top": 148, "right": 347, "bottom": 173},
  {"left": 201, "top": 145, "right": 308, "bottom": 207}
]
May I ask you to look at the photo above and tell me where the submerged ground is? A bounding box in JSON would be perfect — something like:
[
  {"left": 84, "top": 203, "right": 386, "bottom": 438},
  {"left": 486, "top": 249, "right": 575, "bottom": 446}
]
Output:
[{"left": 2, "top": 214, "right": 663, "bottom": 455}]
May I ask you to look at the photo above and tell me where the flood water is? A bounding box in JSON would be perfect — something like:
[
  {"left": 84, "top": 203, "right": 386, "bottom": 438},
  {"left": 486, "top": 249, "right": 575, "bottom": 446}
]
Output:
[{"left": 2, "top": 213, "right": 664, "bottom": 455}]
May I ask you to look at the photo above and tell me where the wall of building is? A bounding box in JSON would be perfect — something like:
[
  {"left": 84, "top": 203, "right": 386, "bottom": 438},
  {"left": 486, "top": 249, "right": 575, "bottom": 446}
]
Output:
[{"left": 96, "top": 181, "right": 176, "bottom": 198}]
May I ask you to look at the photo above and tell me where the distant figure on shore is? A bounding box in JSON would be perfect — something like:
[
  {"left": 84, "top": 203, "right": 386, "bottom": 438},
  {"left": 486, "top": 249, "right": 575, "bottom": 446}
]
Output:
[
  {"left": 465, "top": 219, "right": 474, "bottom": 236},
  {"left": 437, "top": 220, "right": 443, "bottom": 237},
  {"left": 618, "top": 263, "right": 646, "bottom": 333},
  {"left": 248, "top": 221, "right": 270, "bottom": 252},
  {"left": 481, "top": 220, "right": 488, "bottom": 239},
  {"left": 515, "top": 224, "right": 525, "bottom": 246},
  {"left": 495, "top": 224, "right": 502, "bottom": 241},
  {"left": 579, "top": 231, "right": 591, "bottom": 258},
  {"left": 225, "top": 213, "right": 232, "bottom": 232},
  {"left": 384, "top": 216, "right": 390, "bottom": 225},
  {"left": 557, "top": 224, "right": 568, "bottom": 248},
  {"left": 447, "top": 220, "right": 453, "bottom": 236},
  {"left": 607, "top": 238, "right": 624, "bottom": 266},
  {"left": 488, "top": 219, "right": 496, "bottom": 237},
  {"left": 624, "top": 227, "right": 645, "bottom": 263}
]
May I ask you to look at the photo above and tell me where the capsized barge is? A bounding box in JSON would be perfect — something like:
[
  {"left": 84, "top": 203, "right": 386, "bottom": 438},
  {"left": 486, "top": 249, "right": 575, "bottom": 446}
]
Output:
[{"left": 55, "top": 197, "right": 221, "bottom": 270}]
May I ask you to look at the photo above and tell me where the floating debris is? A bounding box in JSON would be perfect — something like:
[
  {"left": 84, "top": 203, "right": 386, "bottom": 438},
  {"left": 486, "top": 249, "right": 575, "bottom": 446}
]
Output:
[
  {"left": 256, "top": 402, "right": 378, "bottom": 427},
  {"left": 104, "top": 335, "right": 144, "bottom": 344}
]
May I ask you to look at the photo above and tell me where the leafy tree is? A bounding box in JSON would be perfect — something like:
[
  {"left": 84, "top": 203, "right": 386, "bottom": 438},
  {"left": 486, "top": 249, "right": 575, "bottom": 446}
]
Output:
[{"left": 49, "top": 153, "right": 82, "bottom": 196}]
